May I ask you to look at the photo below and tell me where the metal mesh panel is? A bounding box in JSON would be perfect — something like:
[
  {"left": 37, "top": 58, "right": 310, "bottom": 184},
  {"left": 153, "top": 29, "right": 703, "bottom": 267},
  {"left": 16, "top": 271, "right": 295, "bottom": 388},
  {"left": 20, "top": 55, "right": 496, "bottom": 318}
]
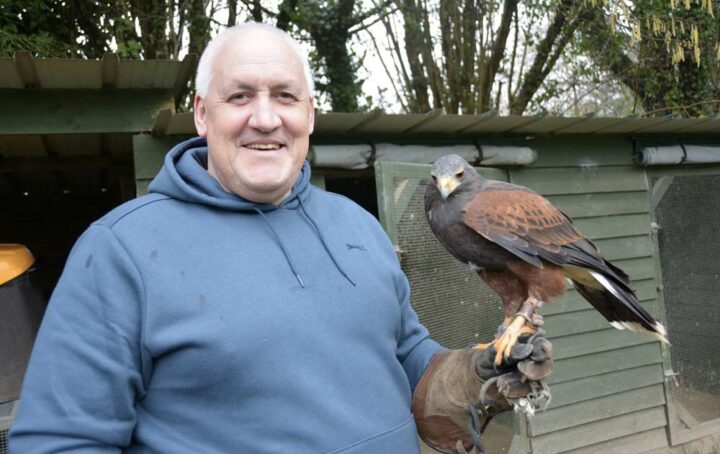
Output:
[
  {"left": 392, "top": 175, "right": 519, "bottom": 453},
  {"left": 655, "top": 174, "right": 720, "bottom": 424},
  {"left": 0, "top": 400, "right": 18, "bottom": 454}
]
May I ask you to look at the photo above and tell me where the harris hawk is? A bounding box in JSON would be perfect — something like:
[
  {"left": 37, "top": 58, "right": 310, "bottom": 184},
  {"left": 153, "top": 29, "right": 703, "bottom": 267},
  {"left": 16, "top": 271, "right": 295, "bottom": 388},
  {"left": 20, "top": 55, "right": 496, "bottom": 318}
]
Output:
[{"left": 424, "top": 155, "right": 668, "bottom": 364}]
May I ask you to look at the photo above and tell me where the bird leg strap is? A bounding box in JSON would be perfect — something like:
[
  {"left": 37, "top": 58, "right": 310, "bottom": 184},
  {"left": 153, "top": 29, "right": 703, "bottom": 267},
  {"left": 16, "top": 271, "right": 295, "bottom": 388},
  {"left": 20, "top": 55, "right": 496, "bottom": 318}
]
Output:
[{"left": 515, "top": 299, "right": 540, "bottom": 324}]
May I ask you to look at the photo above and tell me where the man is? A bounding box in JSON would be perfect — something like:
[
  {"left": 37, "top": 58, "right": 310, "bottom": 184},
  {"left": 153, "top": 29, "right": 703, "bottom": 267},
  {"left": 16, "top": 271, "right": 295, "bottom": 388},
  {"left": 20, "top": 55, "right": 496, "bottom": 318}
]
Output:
[{"left": 10, "top": 23, "right": 550, "bottom": 453}]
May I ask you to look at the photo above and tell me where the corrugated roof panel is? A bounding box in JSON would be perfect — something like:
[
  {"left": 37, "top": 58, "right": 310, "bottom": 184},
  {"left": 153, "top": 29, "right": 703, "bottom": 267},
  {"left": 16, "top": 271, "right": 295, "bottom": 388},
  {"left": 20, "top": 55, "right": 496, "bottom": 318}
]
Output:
[
  {"left": 668, "top": 118, "right": 720, "bottom": 134},
  {"left": 118, "top": 60, "right": 142, "bottom": 88},
  {"left": 117, "top": 60, "right": 179, "bottom": 89},
  {"left": 146, "top": 60, "right": 163, "bottom": 87},
  {"left": 34, "top": 59, "right": 102, "bottom": 89},
  {"left": 146, "top": 60, "right": 172, "bottom": 87},
  {"left": 550, "top": 117, "right": 628, "bottom": 134},
  {"left": 159, "top": 61, "right": 178, "bottom": 87},
  {"left": 410, "top": 114, "right": 484, "bottom": 133},
  {"left": 632, "top": 118, "right": 701, "bottom": 134},
  {"left": 461, "top": 115, "right": 538, "bottom": 133},
  {"left": 0, "top": 57, "right": 187, "bottom": 89},
  {"left": 312, "top": 112, "right": 369, "bottom": 134},
  {"left": 595, "top": 118, "right": 671, "bottom": 133},
  {"left": 510, "top": 116, "right": 586, "bottom": 134},
  {"left": 0, "top": 60, "right": 23, "bottom": 88},
  {"left": 350, "top": 113, "right": 426, "bottom": 134},
  {"left": 152, "top": 111, "right": 720, "bottom": 138}
]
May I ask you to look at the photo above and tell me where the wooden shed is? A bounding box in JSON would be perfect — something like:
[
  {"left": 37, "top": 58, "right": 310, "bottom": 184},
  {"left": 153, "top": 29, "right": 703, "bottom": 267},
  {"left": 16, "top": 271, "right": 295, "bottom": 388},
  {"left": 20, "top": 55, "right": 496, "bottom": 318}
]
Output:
[
  {"left": 2, "top": 57, "right": 720, "bottom": 453},
  {"left": 0, "top": 53, "right": 195, "bottom": 293}
]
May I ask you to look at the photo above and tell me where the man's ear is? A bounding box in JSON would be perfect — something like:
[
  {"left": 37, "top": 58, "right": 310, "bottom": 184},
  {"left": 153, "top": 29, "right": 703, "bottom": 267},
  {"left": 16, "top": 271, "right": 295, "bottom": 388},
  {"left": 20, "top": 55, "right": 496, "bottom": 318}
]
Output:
[
  {"left": 194, "top": 95, "right": 208, "bottom": 137},
  {"left": 308, "top": 98, "right": 315, "bottom": 135}
]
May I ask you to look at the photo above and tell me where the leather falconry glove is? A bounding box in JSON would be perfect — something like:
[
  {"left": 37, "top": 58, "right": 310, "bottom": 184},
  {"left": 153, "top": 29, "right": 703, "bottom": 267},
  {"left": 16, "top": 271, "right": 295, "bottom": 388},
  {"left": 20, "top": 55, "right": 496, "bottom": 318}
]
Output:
[{"left": 412, "top": 331, "right": 553, "bottom": 454}]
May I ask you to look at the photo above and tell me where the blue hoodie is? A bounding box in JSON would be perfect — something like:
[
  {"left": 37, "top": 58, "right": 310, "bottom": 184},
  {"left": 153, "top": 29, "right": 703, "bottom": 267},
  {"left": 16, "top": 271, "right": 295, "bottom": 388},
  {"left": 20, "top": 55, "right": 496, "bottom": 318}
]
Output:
[{"left": 10, "top": 137, "right": 444, "bottom": 453}]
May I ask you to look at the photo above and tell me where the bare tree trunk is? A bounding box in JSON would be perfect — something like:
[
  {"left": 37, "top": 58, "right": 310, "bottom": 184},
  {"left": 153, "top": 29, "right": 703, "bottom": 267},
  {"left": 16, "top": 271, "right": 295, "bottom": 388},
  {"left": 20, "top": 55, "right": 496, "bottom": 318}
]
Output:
[
  {"left": 228, "top": 0, "right": 238, "bottom": 26},
  {"left": 418, "top": 0, "right": 444, "bottom": 109},
  {"left": 133, "top": 0, "right": 170, "bottom": 59},
  {"left": 375, "top": 7, "right": 415, "bottom": 108},
  {"left": 477, "top": 0, "right": 518, "bottom": 111},
  {"left": 506, "top": 8, "right": 518, "bottom": 107},
  {"left": 511, "top": 0, "right": 578, "bottom": 114},
  {"left": 187, "top": 0, "right": 211, "bottom": 57},
  {"left": 440, "top": 0, "right": 458, "bottom": 112},
  {"left": 399, "top": 0, "right": 431, "bottom": 112},
  {"left": 251, "top": 0, "right": 262, "bottom": 22},
  {"left": 460, "top": 0, "right": 478, "bottom": 113}
]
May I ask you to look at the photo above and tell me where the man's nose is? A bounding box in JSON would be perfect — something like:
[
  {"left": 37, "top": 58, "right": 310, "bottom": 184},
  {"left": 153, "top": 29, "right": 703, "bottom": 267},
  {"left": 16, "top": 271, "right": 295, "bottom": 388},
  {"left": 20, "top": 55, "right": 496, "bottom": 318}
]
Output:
[{"left": 248, "top": 97, "right": 282, "bottom": 132}]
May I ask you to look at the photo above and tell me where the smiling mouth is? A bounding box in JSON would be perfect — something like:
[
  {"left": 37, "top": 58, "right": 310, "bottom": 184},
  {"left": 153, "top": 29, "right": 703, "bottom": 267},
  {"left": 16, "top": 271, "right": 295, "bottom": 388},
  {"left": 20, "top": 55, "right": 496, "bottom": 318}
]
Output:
[{"left": 244, "top": 143, "right": 284, "bottom": 150}]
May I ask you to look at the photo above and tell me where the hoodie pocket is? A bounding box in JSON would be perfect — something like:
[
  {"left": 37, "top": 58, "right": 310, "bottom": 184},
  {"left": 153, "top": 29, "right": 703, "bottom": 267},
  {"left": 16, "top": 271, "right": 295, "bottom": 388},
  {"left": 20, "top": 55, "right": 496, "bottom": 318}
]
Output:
[{"left": 325, "top": 415, "right": 419, "bottom": 454}]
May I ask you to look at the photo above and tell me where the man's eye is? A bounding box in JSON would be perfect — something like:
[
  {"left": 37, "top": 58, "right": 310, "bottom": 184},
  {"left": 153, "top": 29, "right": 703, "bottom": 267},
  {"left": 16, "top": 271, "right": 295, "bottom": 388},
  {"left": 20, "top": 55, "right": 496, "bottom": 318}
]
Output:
[
  {"left": 277, "top": 92, "right": 297, "bottom": 101},
  {"left": 229, "top": 93, "right": 250, "bottom": 101}
]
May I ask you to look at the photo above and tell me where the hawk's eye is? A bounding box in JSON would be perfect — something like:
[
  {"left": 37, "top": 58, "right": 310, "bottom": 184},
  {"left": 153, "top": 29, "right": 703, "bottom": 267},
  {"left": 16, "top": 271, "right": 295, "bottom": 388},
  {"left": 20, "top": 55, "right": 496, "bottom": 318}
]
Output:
[
  {"left": 431, "top": 175, "right": 437, "bottom": 182},
  {"left": 456, "top": 171, "right": 464, "bottom": 179}
]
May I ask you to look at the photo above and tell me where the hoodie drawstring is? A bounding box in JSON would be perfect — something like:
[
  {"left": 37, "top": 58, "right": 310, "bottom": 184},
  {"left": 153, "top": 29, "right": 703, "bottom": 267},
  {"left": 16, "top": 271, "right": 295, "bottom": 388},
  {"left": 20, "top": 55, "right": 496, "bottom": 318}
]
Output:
[
  {"left": 254, "top": 201, "right": 356, "bottom": 288},
  {"left": 298, "top": 198, "right": 356, "bottom": 287},
  {"left": 253, "top": 207, "right": 305, "bottom": 288}
]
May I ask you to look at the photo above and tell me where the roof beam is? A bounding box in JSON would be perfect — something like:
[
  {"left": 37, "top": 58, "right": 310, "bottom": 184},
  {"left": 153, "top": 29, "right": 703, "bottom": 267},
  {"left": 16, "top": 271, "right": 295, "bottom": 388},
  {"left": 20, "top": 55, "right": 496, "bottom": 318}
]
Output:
[
  {"left": 0, "top": 89, "right": 174, "bottom": 134},
  {"left": 0, "top": 155, "right": 131, "bottom": 173},
  {"left": 13, "top": 51, "right": 40, "bottom": 88},
  {"left": 174, "top": 53, "right": 198, "bottom": 108},
  {"left": 102, "top": 53, "right": 120, "bottom": 88},
  {"left": 152, "top": 108, "right": 173, "bottom": 136}
]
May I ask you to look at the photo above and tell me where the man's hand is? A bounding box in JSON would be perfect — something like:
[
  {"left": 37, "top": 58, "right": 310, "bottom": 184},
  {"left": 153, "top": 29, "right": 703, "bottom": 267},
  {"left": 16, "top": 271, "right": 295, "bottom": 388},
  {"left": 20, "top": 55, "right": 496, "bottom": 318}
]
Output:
[{"left": 412, "top": 331, "right": 553, "bottom": 454}]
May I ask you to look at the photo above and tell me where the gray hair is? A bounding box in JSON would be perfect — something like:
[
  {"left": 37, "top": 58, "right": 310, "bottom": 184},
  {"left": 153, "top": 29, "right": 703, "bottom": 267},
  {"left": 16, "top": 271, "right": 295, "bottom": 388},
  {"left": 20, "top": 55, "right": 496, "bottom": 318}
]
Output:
[{"left": 195, "top": 22, "right": 315, "bottom": 99}]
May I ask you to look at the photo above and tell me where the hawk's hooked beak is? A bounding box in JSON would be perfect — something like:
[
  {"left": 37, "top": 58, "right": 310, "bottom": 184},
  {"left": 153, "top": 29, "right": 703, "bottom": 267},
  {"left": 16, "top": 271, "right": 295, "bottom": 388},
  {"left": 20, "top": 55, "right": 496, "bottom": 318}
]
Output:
[{"left": 437, "top": 176, "right": 460, "bottom": 200}]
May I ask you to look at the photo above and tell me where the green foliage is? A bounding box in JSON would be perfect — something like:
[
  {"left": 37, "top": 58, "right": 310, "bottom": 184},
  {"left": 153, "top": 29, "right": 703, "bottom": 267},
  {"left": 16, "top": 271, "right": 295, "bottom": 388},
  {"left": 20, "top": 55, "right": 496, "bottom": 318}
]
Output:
[
  {"left": 578, "top": 0, "right": 720, "bottom": 117},
  {"left": 7, "top": 0, "right": 716, "bottom": 115},
  {"left": 0, "top": 0, "right": 78, "bottom": 57}
]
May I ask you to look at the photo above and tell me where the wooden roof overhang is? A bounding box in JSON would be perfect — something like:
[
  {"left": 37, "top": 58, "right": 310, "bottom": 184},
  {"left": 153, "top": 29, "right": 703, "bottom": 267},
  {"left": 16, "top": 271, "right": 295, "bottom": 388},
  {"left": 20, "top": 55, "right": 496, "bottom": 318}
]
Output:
[{"left": 0, "top": 54, "right": 196, "bottom": 198}]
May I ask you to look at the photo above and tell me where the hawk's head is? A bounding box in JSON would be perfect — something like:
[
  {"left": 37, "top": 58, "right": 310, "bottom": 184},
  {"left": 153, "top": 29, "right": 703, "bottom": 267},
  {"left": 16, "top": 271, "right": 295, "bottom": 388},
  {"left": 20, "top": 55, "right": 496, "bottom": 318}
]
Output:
[{"left": 430, "top": 154, "right": 478, "bottom": 200}]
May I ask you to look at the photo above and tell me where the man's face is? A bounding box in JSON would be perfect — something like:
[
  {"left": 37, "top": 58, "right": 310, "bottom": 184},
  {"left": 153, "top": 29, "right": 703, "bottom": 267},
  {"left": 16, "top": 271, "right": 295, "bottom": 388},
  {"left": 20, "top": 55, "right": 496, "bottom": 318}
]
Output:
[{"left": 194, "top": 30, "right": 315, "bottom": 205}]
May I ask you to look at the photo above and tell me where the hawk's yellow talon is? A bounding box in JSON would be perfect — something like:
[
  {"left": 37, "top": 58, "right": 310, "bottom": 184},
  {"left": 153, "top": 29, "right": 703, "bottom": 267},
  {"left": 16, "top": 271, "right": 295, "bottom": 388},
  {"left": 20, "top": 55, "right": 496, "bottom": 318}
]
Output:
[{"left": 492, "top": 316, "right": 537, "bottom": 365}]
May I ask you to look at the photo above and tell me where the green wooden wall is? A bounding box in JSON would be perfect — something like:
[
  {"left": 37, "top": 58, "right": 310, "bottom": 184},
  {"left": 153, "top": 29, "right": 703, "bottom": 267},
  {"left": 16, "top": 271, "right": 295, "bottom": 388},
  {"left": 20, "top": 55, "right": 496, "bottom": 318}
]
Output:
[
  {"left": 510, "top": 136, "right": 669, "bottom": 453},
  {"left": 133, "top": 135, "right": 189, "bottom": 195}
]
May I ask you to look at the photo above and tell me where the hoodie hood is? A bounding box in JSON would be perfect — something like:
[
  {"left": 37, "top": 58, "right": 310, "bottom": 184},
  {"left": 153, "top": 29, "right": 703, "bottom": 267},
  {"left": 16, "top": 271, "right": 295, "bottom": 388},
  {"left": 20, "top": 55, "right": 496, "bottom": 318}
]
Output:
[{"left": 148, "top": 136, "right": 311, "bottom": 212}]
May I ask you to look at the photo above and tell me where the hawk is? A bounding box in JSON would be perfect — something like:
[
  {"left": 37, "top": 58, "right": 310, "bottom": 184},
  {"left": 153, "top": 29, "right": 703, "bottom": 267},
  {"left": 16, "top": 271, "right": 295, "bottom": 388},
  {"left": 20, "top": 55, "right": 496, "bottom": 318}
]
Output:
[{"left": 424, "top": 155, "right": 668, "bottom": 363}]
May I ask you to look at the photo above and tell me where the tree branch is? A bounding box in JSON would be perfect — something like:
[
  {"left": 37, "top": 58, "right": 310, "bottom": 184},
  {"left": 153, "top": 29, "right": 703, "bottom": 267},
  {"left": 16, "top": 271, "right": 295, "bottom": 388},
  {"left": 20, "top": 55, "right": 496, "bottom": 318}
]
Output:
[
  {"left": 511, "top": 0, "right": 577, "bottom": 114},
  {"left": 477, "top": 0, "right": 519, "bottom": 111}
]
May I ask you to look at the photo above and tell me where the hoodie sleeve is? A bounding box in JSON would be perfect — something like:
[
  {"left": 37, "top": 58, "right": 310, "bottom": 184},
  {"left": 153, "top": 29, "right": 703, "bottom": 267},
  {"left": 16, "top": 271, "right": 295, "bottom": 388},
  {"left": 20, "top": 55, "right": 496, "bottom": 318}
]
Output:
[
  {"left": 9, "top": 224, "right": 148, "bottom": 453},
  {"left": 394, "top": 271, "right": 445, "bottom": 391}
]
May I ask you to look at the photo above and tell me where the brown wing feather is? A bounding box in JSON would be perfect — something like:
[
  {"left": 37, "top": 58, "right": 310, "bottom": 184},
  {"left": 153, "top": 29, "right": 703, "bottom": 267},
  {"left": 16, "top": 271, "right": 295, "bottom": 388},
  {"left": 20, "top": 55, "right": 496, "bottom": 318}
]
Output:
[{"left": 461, "top": 189, "right": 585, "bottom": 266}]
